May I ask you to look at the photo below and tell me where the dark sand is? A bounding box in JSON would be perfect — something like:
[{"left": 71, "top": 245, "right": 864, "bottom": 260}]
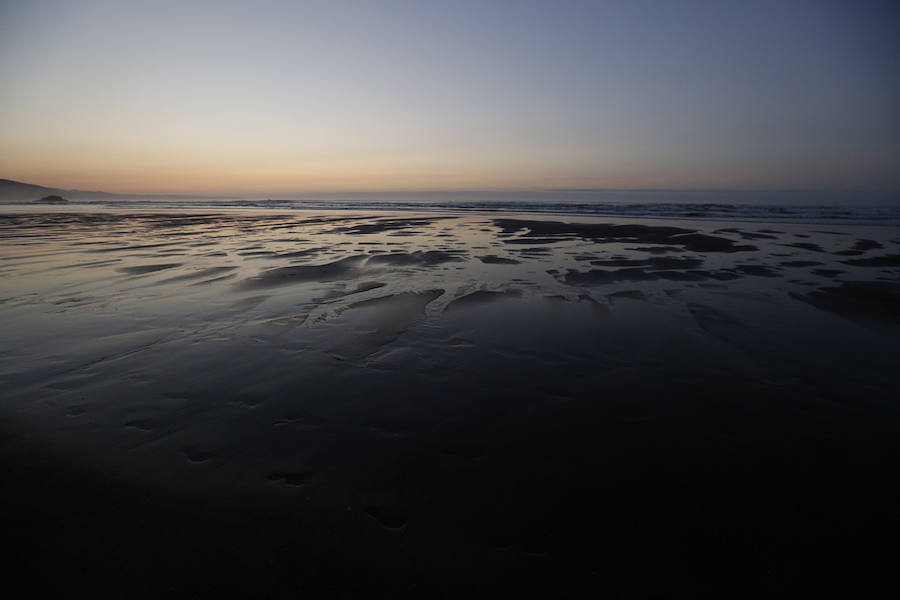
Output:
[{"left": 1, "top": 209, "right": 899, "bottom": 597}]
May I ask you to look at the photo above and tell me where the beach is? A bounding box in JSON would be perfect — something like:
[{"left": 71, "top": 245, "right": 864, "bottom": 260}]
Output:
[{"left": 2, "top": 208, "right": 899, "bottom": 596}]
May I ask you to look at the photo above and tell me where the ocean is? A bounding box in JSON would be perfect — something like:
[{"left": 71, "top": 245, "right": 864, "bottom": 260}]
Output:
[{"left": 10, "top": 188, "right": 900, "bottom": 225}]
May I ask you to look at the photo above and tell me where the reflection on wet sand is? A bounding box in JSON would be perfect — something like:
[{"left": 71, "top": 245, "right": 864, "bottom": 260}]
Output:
[{"left": 1, "top": 210, "right": 899, "bottom": 596}]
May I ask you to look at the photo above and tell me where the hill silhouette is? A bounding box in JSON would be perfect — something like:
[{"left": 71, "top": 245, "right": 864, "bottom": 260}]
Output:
[{"left": 0, "top": 178, "right": 218, "bottom": 202}]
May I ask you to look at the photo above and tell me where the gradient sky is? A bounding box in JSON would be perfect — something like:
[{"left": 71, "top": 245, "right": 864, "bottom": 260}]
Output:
[{"left": 1, "top": 0, "right": 898, "bottom": 194}]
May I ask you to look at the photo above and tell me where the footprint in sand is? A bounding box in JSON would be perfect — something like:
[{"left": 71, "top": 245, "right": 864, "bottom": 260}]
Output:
[
  {"left": 183, "top": 446, "right": 213, "bottom": 463},
  {"left": 365, "top": 505, "right": 408, "bottom": 529},
  {"left": 267, "top": 472, "right": 308, "bottom": 487}
]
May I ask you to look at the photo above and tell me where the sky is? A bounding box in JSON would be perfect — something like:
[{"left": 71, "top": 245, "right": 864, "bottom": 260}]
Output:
[{"left": 1, "top": 0, "right": 898, "bottom": 195}]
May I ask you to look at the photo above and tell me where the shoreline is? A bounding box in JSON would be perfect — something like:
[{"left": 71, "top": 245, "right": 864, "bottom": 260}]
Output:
[{"left": 3, "top": 201, "right": 900, "bottom": 228}]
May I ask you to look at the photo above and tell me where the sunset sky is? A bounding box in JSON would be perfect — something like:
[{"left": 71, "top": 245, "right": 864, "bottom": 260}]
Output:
[{"left": 1, "top": 0, "right": 898, "bottom": 195}]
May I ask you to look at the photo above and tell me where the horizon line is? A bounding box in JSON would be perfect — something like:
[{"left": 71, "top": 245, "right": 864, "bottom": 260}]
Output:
[{"left": 3, "top": 177, "right": 899, "bottom": 199}]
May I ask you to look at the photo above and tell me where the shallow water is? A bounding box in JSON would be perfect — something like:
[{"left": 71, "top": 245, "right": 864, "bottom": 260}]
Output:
[
  {"left": 2, "top": 209, "right": 899, "bottom": 596},
  {"left": 7, "top": 187, "right": 900, "bottom": 225}
]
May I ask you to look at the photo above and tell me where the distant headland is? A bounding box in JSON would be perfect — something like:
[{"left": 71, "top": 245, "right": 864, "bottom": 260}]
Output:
[
  {"left": 35, "top": 194, "right": 68, "bottom": 204},
  {"left": 0, "top": 178, "right": 217, "bottom": 203}
]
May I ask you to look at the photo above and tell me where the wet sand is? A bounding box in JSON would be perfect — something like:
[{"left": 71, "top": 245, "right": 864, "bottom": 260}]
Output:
[{"left": 1, "top": 209, "right": 899, "bottom": 597}]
